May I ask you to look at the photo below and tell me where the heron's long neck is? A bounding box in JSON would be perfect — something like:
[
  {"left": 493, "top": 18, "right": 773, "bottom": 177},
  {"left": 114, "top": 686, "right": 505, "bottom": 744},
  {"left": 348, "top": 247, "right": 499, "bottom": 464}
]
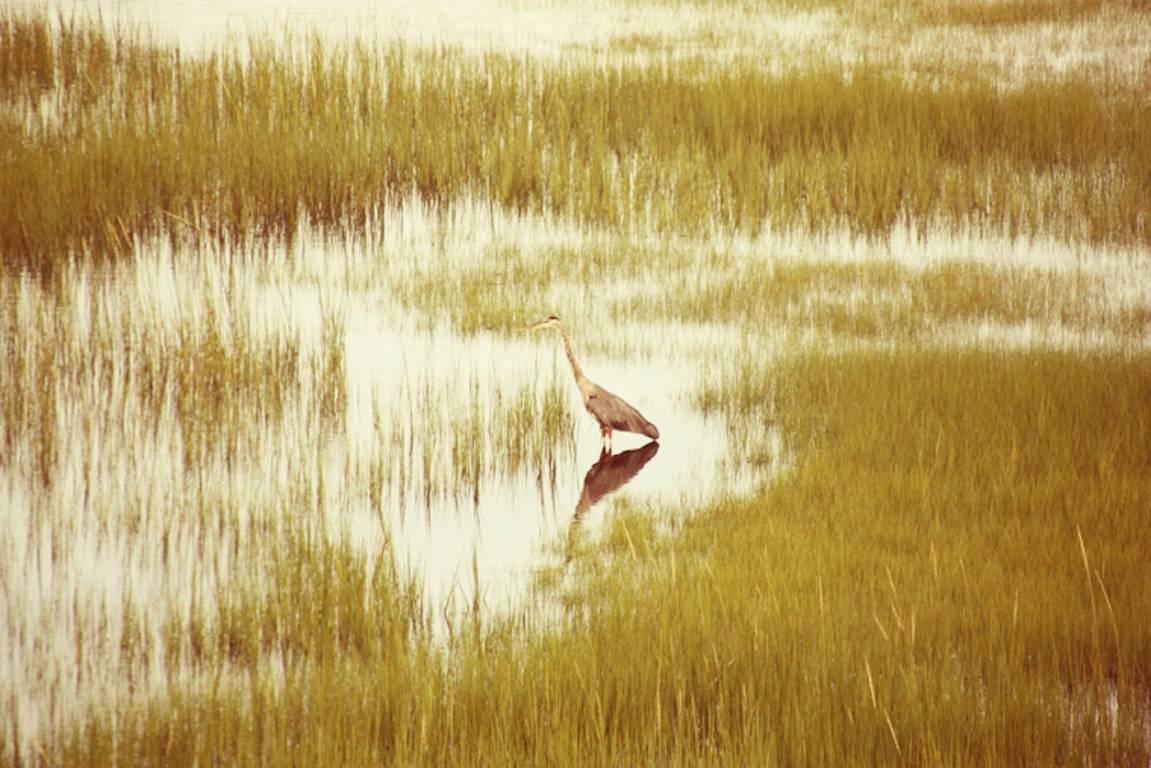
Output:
[{"left": 557, "top": 326, "right": 589, "bottom": 386}]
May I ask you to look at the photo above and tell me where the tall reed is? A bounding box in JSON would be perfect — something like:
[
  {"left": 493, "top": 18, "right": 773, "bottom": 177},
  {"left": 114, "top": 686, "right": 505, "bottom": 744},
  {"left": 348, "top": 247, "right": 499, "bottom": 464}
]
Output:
[{"left": 3, "top": 11, "right": 1149, "bottom": 275}]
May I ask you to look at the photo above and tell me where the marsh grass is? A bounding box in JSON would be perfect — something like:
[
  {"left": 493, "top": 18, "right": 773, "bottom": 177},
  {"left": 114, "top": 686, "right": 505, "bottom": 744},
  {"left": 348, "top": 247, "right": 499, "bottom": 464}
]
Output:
[
  {"left": 0, "top": 252, "right": 357, "bottom": 762},
  {"left": 6, "top": 3, "right": 1151, "bottom": 765},
  {"left": 370, "top": 362, "right": 576, "bottom": 511},
  {"left": 396, "top": 239, "right": 665, "bottom": 334},
  {"left": 3, "top": 11, "right": 1150, "bottom": 274},
  {"left": 56, "top": 509, "right": 431, "bottom": 768},
  {"left": 0, "top": 236, "right": 594, "bottom": 763},
  {"left": 547, "top": 347, "right": 1151, "bottom": 764},
  {"left": 396, "top": 245, "right": 557, "bottom": 334},
  {"left": 0, "top": 265, "right": 304, "bottom": 488},
  {"left": 641, "top": 258, "right": 1150, "bottom": 343},
  {"left": 34, "top": 347, "right": 1151, "bottom": 766},
  {"left": 918, "top": 0, "right": 1117, "bottom": 27}
]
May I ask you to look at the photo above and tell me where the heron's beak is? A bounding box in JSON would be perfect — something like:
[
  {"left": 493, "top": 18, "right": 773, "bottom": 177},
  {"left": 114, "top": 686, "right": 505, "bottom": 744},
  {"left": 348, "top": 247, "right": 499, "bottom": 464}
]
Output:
[{"left": 523, "top": 319, "right": 549, "bottom": 332}]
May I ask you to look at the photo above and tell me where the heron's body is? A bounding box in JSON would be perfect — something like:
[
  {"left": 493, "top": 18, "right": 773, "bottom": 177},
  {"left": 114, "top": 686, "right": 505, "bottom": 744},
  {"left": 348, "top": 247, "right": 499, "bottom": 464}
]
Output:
[{"left": 528, "top": 315, "right": 659, "bottom": 454}]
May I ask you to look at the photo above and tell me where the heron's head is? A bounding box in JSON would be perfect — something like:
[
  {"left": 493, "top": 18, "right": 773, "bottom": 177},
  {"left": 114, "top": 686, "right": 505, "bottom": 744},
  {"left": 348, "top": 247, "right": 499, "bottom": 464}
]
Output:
[{"left": 525, "top": 314, "right": 562, "bottom": 332}]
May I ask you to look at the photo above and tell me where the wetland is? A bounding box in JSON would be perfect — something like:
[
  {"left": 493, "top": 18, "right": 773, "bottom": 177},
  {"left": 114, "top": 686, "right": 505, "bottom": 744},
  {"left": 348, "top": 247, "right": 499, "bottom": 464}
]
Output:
[{"left": 2, "top": 1, "right": 1151, "bottom": 764}]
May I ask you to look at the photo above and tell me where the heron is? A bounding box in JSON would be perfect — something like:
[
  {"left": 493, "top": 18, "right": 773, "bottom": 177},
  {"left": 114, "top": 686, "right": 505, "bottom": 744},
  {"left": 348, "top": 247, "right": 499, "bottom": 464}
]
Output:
[{"left": 526, "top": 315, "right": 659, "bottom": 455}]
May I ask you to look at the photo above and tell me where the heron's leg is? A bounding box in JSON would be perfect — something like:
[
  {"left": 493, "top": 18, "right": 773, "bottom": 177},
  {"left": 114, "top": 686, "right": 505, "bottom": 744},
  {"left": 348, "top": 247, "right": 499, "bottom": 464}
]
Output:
[{"left": 600, "top": 426, "right": 613, "bottom": 455}]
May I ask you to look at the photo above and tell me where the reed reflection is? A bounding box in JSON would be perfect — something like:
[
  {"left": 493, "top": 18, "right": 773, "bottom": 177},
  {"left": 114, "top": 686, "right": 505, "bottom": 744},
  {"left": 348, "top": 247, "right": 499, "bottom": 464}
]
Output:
[{"left": 566, "top": 441, "right": 660, "bottom": 562}]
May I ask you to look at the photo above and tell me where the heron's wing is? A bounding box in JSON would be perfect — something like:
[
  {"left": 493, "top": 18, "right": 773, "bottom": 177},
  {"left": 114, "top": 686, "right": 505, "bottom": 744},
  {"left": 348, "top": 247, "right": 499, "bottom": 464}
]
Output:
[{"left": 586, "top": 386, "right": 660, "bottom": 440}]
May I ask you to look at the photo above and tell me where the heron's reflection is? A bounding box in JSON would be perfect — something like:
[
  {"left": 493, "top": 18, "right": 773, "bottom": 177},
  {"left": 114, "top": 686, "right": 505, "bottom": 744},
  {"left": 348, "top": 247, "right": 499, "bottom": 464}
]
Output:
[{"left": 566, "top": 441, "right": 660, "bottom": 562}]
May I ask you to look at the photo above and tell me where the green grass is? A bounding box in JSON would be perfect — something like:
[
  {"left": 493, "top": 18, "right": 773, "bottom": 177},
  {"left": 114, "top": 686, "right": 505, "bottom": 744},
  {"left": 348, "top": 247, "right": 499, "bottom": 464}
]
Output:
[{"left": 2, "top": 11, "right": 1150, "bottom": 275}]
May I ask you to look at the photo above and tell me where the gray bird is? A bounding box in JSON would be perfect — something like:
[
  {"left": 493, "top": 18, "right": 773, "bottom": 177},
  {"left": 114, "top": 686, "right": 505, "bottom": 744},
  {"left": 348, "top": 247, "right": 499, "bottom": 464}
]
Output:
[{"left": 527, "top": 315, "right": 660, "bottom": 455}]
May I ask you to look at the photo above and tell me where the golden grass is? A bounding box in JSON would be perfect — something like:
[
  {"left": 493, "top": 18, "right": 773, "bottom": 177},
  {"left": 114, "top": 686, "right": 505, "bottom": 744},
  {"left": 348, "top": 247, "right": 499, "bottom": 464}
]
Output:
[
  {"left": 371, "top": 365, "right": 576, "bottom": 509},
  {"left": 5, "top": 3, "right": 1151, "bottom": 765},
  {"left": 29, "top": 348, "right": 1149, "bottom": 766},
  {"left": 917, "top": 0, "right": 1115, "bottom": 27},
  {"left": 0, "top": 267, "right": 304, "bottom": 487},
  {"left": 635, "top": 258, "right": 1150, "bottom": 343},
  {"left": 2, "top": 11, "right": 1150, "bottom": 275}
]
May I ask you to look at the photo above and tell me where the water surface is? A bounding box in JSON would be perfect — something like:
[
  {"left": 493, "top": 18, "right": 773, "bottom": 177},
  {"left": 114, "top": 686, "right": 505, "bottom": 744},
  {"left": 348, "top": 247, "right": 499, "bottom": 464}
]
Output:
[{"left": 0, "top": 218, "right": 766, "bottom": 745}]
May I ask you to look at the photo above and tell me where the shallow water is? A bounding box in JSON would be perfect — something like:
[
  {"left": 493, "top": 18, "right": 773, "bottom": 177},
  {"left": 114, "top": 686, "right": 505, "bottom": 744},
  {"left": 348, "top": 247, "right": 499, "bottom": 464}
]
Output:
[
  {"left": 341, "top": 305, "right": 756, "bottom": 610},
  {"left": 5, "top": 210, "right": 1150, "bottom": 754},
  {"left": 12, "top": 0, "right": 836, "bottom": 64},
  {"left": 13, "top": 0, "right": 1149, "bottom": 90},
  {"left": 0, "top": 220, "right": 769, "bottom": 745}
]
